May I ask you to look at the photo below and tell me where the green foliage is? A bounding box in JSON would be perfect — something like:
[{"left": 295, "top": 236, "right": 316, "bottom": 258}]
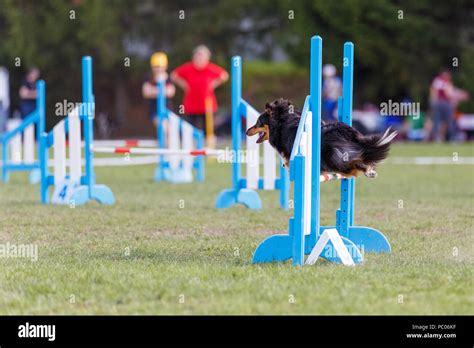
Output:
[{"left": 274, "top": 0, "right": 474, "bottom": 110}]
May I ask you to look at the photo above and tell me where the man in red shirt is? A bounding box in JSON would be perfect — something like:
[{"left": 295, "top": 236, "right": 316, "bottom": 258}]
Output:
[{"left": 171, "top": 45, "right": 228, "bottom": 130}]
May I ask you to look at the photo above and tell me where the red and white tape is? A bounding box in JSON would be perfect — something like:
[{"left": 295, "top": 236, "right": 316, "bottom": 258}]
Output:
[
  {"left": 319, "top": 173, "right": 347, "bottom": 182},
  {"left": 91, "top": 146, "right": 225, "bottom": 157}
]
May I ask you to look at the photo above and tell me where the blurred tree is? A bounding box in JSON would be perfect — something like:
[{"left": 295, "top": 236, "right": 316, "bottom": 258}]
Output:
[
  {"left": 273, "top": 0, "right": 474, "bottom": 111},
  {"left": 0, "top": 0, "right": 471, "bottom": 134}
]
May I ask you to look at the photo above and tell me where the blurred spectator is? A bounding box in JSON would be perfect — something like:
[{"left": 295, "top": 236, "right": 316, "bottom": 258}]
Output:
[
  {"left": 0, "top": 66, "right": 9, "bottom": 133},
  {"left": 171, "top": 45, "right": 228, "bottom": 131},
  {"left": 406, "top": 111, "right": 426, "bottom": 141},
  {"left": 429, "top": 69, "right": 458, "bottom": 141},
  {"left": 19, "top": 67, "right": 40, "bottom": 118},
  {"left": 142, "top": 52, "right": 176, "bottom": 126},
  {"left": 322, "top": 64, "right": 342, "bottom": 122}
]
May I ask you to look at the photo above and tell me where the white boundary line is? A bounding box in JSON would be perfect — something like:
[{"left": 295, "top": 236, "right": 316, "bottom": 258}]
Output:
[{"left": 386, "top": 157, "right": 474, "bottom": 165}]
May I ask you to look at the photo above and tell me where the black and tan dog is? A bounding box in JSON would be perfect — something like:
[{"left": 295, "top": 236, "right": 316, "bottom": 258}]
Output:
[{"left": 246, "top": 98, "right": 397, "bottom": 178}]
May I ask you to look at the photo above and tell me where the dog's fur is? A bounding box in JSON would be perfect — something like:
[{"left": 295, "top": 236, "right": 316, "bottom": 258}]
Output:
[{"left": 246, "top": 98, "right": 397, "bottom": 178}]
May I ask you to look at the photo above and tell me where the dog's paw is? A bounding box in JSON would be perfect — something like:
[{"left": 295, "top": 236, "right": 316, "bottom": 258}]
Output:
[{"left": 364, "top": 169, "right": 378, "bottom": 178}]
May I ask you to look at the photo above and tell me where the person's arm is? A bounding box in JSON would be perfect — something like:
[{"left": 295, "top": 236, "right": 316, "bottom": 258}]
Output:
[
  {"left": 209, "top": 69, "right": 229, "bottom": 90},
  {"left": 165, "top": 83, "right": 176, "bottom": 98},
  {"left": 170, "top": 70, "right": 189, "bottom": 92},
  {"left": 429, "top": 86, "right": 436, "bottom": 103},
  {"left": 210, "top": 63, "right": 229, "bottom": 90},
  {"left": 444, "top": 83, "right": 455, "bottom": 100},
  {"left": 142, "top": 81, "right": 158, "bottom": 99},
  {"left": 19, "top": 86, "right": 36, "bottom": 99}
]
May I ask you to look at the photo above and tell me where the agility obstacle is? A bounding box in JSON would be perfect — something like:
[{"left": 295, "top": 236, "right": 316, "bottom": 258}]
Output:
[
  {"left": 252, "top": 36, "right": 391, "bottom": 266},
  {"left": 215, "top": 56, "right": 290, "bottom": 210},
  {"left": 154, "top": 80, "right": 205, "bottom": 184},
  {"left": 0, "top": 80, "right": 45, "bottom": 184},
  {"left": 40, "top": 57, "right": 114, "bottom": 205},
  {"left": 39, "top": 56, "right": 214, "bottom": 205}
]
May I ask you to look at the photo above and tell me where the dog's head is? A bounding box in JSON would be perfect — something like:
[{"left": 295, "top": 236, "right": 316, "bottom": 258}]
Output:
[{"left": 246, "top": 98, "right": 293, "bottom": 144}]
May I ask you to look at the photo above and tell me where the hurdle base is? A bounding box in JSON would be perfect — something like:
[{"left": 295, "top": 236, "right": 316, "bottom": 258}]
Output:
[
  {"left": 345, "top": 226, "right": 391, "bottom": 253},
  {"left": 29, "top": 168, "right": 41, "bottom": 185},
  {"left": 1, "top": 171, "right": 9, "bottom": 183},
  {"left": 252, "top": 225, "right": 383, "bottom": 265},
  {"left": 166, "top": 168, "right": 193, "bottom": 184},
  {"left": 252, "top": 234, "right": 363, "bottom": 265},
  {"left": 154, "top": 167, "right": 193, "bottom": 184},
  {"left": 215, "top": 188, "right": 262, "bottom": 210},
  {"left": 71, "top": 184, "right": 116, "bottom": 206},
  {"left": 1, "top": 167, "right": 41, "bottom": 184},
  {"left": 154, "top": 166, "right": 165, "bottom": 182}
]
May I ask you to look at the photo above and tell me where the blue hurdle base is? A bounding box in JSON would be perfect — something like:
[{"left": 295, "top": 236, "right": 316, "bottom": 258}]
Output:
[
  {"left": 215, "top": 188, "right": 262, "bottom": 210},
  {"left": 154, "top": 166, "right": 193, "bottom": 184},
  {"left": 70, "top": 184, "right": 115, "bottom": 206},
  {"left": 252, "top": 235, "right": 363, "bottom": 265},
  {"left": 154, "top": 166, "right": 164, "bottom": 182},
  {"left": 1, "top": 165, "right": 41, "bottom": 184},
  {"left": 29, "top": 168, "right": 41, "bottom": 184},
  {"left": 166, "top": 168, "right": 193, "bottom": 184},
  {"left": 345, "top": 226, "right": 391, "bottom": 253},
  {"left": 1, "top": 170, "right": 9, "bottom": 183},
  {"left": 252, "top": 225, "right": 390, "bottom": 264}
]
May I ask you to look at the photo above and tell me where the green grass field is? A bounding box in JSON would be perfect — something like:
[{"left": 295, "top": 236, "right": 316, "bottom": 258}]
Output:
[{"left": 0, "top": 143, "right": 473, "bottom": 314}]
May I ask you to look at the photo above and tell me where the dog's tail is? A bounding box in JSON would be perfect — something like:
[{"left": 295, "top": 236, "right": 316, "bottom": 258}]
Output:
[{"left": 359, "top": 127, "right": 398, "bottom": 164}]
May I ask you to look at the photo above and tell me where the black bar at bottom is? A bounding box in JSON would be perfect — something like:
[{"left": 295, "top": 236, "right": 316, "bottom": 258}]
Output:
[{"left": 0, "top": 315, "right": 471, "bottom": 346}]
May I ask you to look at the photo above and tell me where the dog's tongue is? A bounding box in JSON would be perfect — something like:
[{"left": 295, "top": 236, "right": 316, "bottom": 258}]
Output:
[{"left": 257, "top": 132, "right": 265, "bottom": 143}]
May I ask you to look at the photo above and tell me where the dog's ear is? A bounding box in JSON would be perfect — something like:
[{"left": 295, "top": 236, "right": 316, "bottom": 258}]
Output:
[{"left": 265, "top": 102, "right": 273, "bottom": 117}]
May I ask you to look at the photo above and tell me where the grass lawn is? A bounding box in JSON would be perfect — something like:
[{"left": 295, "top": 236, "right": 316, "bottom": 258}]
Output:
[{"left": 0, "top": 143, "right": 472, "bottom": 314}]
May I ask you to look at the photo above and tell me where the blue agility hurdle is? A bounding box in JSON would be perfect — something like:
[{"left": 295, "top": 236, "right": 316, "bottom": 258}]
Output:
[
  {"left": 40, "top": 56, "right": 114, "bottom": 205},
  {"left": 253, "top": 36, "right": 391, "bottom": 266},
  {"left": 0, "top": 80, "right": 45, "bottom": 184},
  {"left": 215, "top": 56, "right": 290, "bottom": 210},
  {"left": 154, "top": 80, "right": 205, "bottom": 184}
]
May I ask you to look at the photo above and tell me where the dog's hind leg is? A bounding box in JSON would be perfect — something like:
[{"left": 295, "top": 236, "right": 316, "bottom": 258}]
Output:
[
  {"left": 364, "top": 165, "right": 377, "bottom": 178},
  {"left": 353, "top": 162, "right": 377, "bottom": 179}
]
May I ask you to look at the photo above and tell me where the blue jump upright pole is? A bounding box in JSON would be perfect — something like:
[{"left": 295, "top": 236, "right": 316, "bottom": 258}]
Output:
[
  {"left": 39, "top": 81, "right": 49, "bottom": 204},
  {"left": 82, "top": 56, "right": 95, "bottom": 197},
  {"left": 194, "top": 129, "right": 205, "bottom": 182},
  {"left": 337, "top": 43, "right": 355, "bottom": 236},
  {"left": 154, "top": 79, "right": 167, "bottom": 182},
  {"left": 59, "top": 56, "right": 115, "bottom": 205},
  {"left": 308, "top": 35, "right": 323, "bottom": 251},
  {"left": 215, "top": 56, "right": 262, "bottom": 209},
  {"left": 80, "top": 56, "right": 114, "bottom": 205},
  {"left": 231, "top": 56, "right": 242, "bottom": 192},
  {"left": 332, "top": 44, "right": 391, "bottom": 254},
  {"left": 154, "top": 79, "right": 203, "bottom": 183}
]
